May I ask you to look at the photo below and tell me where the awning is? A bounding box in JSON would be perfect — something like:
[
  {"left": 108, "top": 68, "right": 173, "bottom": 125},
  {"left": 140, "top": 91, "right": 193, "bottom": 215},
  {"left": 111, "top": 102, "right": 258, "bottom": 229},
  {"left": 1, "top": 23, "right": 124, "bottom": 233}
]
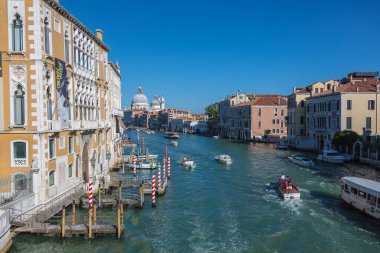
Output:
[{"left": 117, "top": 116, "right": 126, "bottom": 130}]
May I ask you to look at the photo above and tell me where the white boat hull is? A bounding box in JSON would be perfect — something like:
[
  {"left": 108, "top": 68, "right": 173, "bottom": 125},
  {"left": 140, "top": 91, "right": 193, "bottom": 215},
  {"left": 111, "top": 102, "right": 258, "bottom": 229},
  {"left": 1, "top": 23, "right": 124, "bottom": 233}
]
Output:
[
  {"left": 281, "top": 191, "right": 301, "bottom": 200},
  {"left": 181, "top": 161, "right": 195, "bottom": 168},
  {"left": 127, "top": 163, "right": 157, "bottom": 169},
  {"left": 317, "top": 155, "right": 344, "bottom": 164},
  {"left": 288, "top": 156, "right": 314, "bottom": 168},
  {"left": 341, "top": 191, "right": 380, "bottom": 219}
]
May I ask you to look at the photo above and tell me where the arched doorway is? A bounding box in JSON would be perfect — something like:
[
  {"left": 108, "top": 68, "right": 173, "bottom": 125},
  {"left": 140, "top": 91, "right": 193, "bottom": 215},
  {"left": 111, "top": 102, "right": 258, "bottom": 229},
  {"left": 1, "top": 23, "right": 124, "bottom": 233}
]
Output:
[
  {"left": 353, "top": 140, "right": 363, "bottom": 161},
  {"left": 82, "top": 143, "right": 89, "bottom": 183}
]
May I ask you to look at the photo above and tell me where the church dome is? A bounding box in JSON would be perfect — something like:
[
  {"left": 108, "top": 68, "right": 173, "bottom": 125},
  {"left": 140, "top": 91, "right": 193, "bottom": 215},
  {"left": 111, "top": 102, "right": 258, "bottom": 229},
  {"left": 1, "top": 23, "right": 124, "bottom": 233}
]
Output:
[
  {"left": 151, "top": 96, "right": 160, "bottom": 106},
  {"left": 131, "top": 85, "right": 149, "bottom": 110}
]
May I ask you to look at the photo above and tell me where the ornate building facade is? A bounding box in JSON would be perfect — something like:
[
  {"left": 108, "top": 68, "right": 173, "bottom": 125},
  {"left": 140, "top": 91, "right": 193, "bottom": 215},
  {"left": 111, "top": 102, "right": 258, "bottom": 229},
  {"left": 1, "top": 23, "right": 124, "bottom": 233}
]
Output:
[{"left": 0, "top": 0, "right": 122, "bottom": 213}]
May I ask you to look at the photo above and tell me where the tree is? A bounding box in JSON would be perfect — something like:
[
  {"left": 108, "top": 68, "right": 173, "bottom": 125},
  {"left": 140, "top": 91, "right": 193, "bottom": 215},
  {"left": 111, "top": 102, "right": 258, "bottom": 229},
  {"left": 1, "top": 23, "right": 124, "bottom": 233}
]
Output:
[
  {"left": 332, "top": 130, "right": 360, "bottom": 147},
  {"left": 264, "top": 129, "right": 271, "bottom": 136},
  {"left": 205, "top": 103, "right": 218, "bottom": 118}
]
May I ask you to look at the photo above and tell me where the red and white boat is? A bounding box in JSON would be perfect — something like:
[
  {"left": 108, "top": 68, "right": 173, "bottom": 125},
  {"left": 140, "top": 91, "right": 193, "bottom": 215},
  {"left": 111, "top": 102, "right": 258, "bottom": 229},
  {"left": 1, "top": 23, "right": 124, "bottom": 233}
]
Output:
[{"left": 276, "top": 176, "right": 301, "bottom": 200}]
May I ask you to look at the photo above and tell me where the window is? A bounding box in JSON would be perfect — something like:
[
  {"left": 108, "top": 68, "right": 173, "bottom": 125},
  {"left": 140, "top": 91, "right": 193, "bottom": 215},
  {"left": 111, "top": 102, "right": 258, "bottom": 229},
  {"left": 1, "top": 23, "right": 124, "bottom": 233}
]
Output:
[
  {"left": 366, "top": 117, "right": 371, "bottom": 130},
  {"left": 258, "top": 108, "right": 261, "bottom": 116},
  {"left": 276, "top": 129, "right": 279, "bottom": 133},
  {"left": 68, "top": 164, "right": 73, "bottom": 178},
  {"left": 368, "top": 100, "right": 375, "bottom": 110},
  {"left": 346, "top": 117, "right": 352, "bottom": 129},
  {"left": 336, "top": 100, "right": 340, "bottom": 110},
  {"left": 44, "top": 17, "right": 51, "bottom": 55},
  {"left": 98, "top": 133, "right": 101, "bottom": 145},
  {"left": 274, "top": 108, "right": 278, "bottom": 116},
  {"left": 49, "top": 171, "right": 55, "bottom": 186},
  {"left": 281, "top": 121, "right": 284, "bottom": 128},
  {"left": 314, "top": 88, "right": 318, "bottom": 93},
  {"left": 327, "top": 84, "right": 331, "bottom": 90},
  {"left": 320, "top": 88, "right": 324, "bottom": 92},
  {"left": 347, "top": 100, "right": 352, "bottom": 110},
  {"left": 300, "top": 101, "right": 305, "bottom": 107},
  {"left": 64, "top": 31, "right": 70, "bottom": 63},
  {"left": 367, "top": 194, "right": 377, "bottom": 206},
  {"left": 300, "top": 116, "right": 304, "bottom": 124},
  {"left": 358, "top": 190, "right": 366, "bottom": 201},
  {"left": 276, "top": 119, "right": 279, "bottom": 124},
  {"left": 14, "top": 85, "right": 25, "bottom": 125},
  {"left": 351, "top": 187, "right": 357, "bottom": 195},
  {"left": 272, "top": 119, "right": 275, "bottom": 124},
  {"left": 281, "top": 109, "right": 284, "bottom": 116},
  {"left": 272, "top": 129, "right": 275, "bottom": 133},
  {"left": 12, "top": 141, "right": 27, "bottom": 166},
  {"left": 49, "top": 138, "right": 55, "bottom": 159},
  {"left": 68, "top": 136, "right": 73, "bottom": 153},
  {"left": 12, "top": 14, "right": 23, "bottom": 51},
  {"left": 258, "top": 121, "right": 261, "bottom": 128},
  {"left": 47, "top": 98, "right": 53, "bottom": 120}
]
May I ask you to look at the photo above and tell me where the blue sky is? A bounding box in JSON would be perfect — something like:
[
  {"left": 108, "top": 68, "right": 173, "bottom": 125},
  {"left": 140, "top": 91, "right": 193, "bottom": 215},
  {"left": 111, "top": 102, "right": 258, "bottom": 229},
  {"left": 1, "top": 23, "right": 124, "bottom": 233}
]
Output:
[{"left": 61, "top": 0, "right": 380, "bottom": 113}]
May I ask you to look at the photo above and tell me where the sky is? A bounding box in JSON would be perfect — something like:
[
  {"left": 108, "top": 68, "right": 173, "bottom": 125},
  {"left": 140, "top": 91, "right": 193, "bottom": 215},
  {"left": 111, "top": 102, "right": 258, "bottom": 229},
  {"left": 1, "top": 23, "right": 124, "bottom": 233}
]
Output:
[{"left": 61, "top": 0, "right": 380, "bottom": 113}]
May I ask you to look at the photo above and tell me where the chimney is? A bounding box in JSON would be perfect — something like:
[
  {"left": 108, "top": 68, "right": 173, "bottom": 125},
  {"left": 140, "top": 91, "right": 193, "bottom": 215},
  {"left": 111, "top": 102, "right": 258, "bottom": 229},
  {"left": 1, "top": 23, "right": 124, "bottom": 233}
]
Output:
[{"left": 96, "top": 29, "right": 103, "bottom": 41}]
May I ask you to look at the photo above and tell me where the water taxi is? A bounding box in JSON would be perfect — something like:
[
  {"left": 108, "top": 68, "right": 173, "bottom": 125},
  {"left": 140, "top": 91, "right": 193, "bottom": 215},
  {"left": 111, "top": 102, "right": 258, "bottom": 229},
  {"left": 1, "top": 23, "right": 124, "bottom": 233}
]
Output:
[
  {"left": 288, "top": 155, "right": 314, "bottom": 168},
  {"left": 341, "top": 177, "right": 380, "bottom": 219},
  {"left": 317, "top": 149, "right": 345, "bottom": 164},
  {"left": 215, "top": 155, "right": 232, "bottom": 165},
  {"left": 181, "top": 157, "right": 195, "bottom": 168},
  {"left": 276, "top": 176, "right": 301, "bottom": 200}
]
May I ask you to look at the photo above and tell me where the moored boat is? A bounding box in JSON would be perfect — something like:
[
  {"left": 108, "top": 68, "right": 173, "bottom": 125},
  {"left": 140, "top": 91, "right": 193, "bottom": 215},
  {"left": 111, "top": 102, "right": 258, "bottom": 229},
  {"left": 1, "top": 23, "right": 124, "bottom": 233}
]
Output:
[
  {"left": 317, "top": 149, "right": 345, "bottom": 164},
  {"left": 215, "top": 155, "right": 232, "bottom": 165},
  {"left": 181, "top": 157, "right": 195, "bottom": 168},
  {"left": 288, "top": 155, "right": 314, "bottom": 168},
  {"left": 127, "top": 161, "right": 157, "bottom": 169},
  {"left": 341, "top": 176, "right": 380, "bottom": 219},
  {"left": 213, "top": 136, "right": 220, "bottom": 139},
  {"left": 276, "top": 176, "right": 301, "bottom": 200}
]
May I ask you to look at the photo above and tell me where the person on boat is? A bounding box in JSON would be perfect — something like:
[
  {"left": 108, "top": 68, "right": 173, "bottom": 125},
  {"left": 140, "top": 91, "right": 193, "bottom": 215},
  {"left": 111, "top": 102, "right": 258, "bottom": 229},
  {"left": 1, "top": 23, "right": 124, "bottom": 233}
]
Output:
[{"left": 281, "top": 174, "right": 285, "bottom": 180}]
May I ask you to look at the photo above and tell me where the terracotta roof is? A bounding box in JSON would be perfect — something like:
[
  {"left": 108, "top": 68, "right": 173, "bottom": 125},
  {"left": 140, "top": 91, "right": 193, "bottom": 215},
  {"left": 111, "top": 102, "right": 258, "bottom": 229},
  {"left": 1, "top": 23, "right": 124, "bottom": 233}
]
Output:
[
  {"left": 310, "top": 79, "right": 380, "bottom": 98},
  {"left": 235, "top": 96, "right": 287, "bottom": 106}
]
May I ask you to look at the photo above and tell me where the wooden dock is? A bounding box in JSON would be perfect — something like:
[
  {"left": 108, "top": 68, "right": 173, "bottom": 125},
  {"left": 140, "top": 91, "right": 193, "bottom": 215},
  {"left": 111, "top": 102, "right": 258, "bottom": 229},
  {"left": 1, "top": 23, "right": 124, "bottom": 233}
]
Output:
[{"left": 14, "top": 223, "right": 123, "bottom": 235}]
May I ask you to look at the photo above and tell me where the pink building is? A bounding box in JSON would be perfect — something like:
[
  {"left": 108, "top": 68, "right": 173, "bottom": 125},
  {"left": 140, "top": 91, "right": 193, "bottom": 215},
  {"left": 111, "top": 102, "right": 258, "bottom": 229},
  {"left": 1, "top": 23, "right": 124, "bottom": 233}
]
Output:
[{"left": 219, "top": 95, "right": 287, "bottom": 140}]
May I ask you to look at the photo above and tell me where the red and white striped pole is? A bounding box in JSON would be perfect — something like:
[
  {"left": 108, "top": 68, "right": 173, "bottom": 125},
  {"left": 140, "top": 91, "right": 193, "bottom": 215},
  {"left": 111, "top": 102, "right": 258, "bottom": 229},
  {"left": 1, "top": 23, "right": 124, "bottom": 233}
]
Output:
[
  {"left": 168, "top": 157, "right": 171, "bottom": 179},
  {"left": 163, "top": 158, "right": 166, "bottom": 179},
  {"left": 151, "top": 175, "right": 156, "bottom": 207},
  {"left": 88, "top": 181, "right": 93, "bottom": 209},
  {"left": 133, "top": 155, "right": 137, "bottom": 177},
  {"left": 157, "top": 164, "right": 161, "bottom": 189}
]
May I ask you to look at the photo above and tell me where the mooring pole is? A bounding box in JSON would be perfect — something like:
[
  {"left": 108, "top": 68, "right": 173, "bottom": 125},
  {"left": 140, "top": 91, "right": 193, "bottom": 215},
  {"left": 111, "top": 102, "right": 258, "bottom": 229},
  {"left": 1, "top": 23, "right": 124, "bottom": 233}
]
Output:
[
  {"left": 117, "top": 203, "right": 121, "bottom": 239},
  {"left": 119, "top": 181, "right": 122, "bottom": 201},
  {"left": 88, "top": 207, "right": 93, "bottom": 239},
  {"left": 72, "top": 200, "right": 76, "bottom": 225},
  {"left": 61, "top": 205, "right": 66, "bottom": 238},
  {"left": 122, "top": 156, "right": 125, "bottom": 175}
]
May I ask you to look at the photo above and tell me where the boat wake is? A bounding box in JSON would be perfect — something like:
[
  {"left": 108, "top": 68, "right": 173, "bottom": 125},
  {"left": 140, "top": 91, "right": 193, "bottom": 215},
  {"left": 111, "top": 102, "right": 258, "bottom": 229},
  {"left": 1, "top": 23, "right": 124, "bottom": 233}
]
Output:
[{"left": 280, "top": 199, "right": 304, "bottom": 215}]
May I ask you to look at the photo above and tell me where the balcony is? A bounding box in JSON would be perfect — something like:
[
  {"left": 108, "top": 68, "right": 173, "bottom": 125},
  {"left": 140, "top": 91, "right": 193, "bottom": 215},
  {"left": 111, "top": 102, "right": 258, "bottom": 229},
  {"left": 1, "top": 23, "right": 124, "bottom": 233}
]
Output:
[{"left": 47, "top": 120, "right": 61, "bottom": 132}]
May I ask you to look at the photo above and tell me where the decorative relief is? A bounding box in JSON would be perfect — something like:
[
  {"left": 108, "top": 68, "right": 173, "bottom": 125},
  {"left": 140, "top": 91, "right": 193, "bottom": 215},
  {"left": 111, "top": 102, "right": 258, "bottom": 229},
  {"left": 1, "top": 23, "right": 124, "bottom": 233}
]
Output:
[{"left": 11, "top": 66, "right": 26, "bottom": 82}]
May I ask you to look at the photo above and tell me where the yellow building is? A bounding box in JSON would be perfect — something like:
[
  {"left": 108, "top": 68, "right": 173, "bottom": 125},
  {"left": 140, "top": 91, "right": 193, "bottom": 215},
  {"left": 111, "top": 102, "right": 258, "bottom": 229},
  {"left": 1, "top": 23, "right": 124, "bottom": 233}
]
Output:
[
  {"left": 287, "top": 80, "right": 339, "bottom": 149},
  {"left": 0, "top": 0, "right": 122, "bottom": 211}
]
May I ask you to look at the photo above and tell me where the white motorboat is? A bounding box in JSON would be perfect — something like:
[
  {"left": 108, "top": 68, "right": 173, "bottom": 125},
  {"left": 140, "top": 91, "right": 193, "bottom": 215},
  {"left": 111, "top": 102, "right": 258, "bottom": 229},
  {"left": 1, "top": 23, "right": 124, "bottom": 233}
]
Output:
[
  {"left": 317, "top": 149, "right": 345, "bottom": 164},
  {"left": 276, "top": 176, "right": 301, "bottom": 200},
  {"left": 164, "top": 132, "right": 180, "bottom": 139},
  {"left": 137, "top": 154, "right": 158, "bottom": 160},
  {"left": 215, "top": 155, "right": 232, "bottom": 165},
  {"left": 170, "top": 140, "right": 178, "bottom": 147},
  {"left": 181, "top": 157, "right": 195, "bottom": 168},
  {"left": 213, "top": 136, "right": 220, "bottom": 139},
  {"left": 341, "top": 176, "right": 380, "bottom": 219},
  {"left": 288, "top": 155, "right": 314, "bottom": 168}
]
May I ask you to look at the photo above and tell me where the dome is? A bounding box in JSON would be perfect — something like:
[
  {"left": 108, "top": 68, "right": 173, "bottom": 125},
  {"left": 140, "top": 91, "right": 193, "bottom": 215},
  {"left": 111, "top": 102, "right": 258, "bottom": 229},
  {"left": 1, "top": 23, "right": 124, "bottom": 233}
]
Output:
[
  {"left": 151, "top": 96, "right": 160, "bottom": 106},
  {"left": 131, "top": 85, "right": 149, "bottom": 110}
]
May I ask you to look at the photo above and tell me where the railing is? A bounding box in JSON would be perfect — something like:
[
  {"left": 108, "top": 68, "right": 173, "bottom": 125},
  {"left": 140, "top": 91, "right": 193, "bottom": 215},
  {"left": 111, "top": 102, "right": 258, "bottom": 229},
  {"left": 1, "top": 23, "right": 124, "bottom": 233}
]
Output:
[
  {"left": 0, "top": 171, "right": 32, "bottom": 207},
  {"left": 0, "top": 209, "right": 10, "bottom": 239}
]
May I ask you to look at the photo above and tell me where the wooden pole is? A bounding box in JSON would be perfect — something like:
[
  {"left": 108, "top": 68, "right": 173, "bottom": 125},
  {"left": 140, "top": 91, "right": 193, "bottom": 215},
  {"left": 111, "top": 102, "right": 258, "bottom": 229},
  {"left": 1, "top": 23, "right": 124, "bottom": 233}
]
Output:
[
  {"left": 61, "top": 205, "right": 66, "bottom": 238},
  {"left": 99, "top": 182, "right": 102, "bottom": 208},
  {"left": 119, "top": 181, "right": 122, "bottom": 201},
  {"left": 93, "top": 203, "right": 97, "bottom": 225},
  {"left": 72, "top": 200, "right": 76, "bottom": 225},
  {"left": 117, "top": 203, "right": 121, "bottom": 239},
  {"left": 120, "top": 203, "right": 124, "bottom": 226},
  {"left": 122, "top": 157, "right": 125, "bottom": 175},
  {"left": 139, "top": 184, "right": 144, "bottom": 208},
  {"left": 88, "top": 207, "right": 93, "bottom": 239}
]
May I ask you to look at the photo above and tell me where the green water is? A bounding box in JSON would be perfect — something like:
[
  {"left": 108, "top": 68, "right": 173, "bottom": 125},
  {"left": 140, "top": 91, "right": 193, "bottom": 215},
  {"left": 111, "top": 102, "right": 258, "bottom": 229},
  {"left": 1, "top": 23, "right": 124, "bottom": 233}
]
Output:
[{"left": 11, "top": 133, "right": 380, "bottom": 252}]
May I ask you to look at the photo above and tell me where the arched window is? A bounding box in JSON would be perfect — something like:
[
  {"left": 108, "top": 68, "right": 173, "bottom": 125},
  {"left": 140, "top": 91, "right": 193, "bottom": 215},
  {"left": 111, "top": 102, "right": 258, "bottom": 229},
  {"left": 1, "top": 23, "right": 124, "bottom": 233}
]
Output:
[
  {"left": 14, "top": 85, "right": 25, "bottom": 125},
  {"left": 44, "top": 17, "right": 51, "bottom": 54},
  {"left": 49, "top": 171, "right": 55, "bottom": 186},
  {"left": 12, "top": 14, "right": 23, "bottom": 51}
]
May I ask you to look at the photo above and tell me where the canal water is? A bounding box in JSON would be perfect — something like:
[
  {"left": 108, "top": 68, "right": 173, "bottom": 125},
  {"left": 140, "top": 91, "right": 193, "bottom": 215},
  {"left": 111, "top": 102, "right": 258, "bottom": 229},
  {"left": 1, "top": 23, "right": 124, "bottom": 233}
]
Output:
[{"left": 11, "top": 133, "right": 380, "bottom": 253}]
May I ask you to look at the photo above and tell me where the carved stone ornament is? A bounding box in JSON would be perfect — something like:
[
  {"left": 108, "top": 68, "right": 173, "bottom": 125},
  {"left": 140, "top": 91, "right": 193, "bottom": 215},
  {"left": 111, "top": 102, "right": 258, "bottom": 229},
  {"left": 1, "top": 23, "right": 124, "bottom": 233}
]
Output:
[{"left": 12, "top": 66, "right": 26, "bottom": 82}]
